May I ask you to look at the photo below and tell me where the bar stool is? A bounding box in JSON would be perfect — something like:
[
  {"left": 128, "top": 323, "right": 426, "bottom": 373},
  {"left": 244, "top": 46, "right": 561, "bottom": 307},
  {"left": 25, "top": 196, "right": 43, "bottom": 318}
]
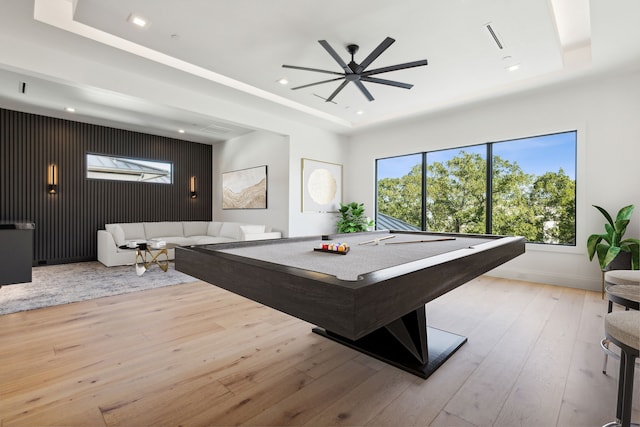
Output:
[
  {"left": 603, "top": 311, "right": 639, "bottom": 427},
  {"left": 602, "top": 270, "right": 640, "bottom": 374},
  {"left": 606, "top": 270, "right": 640, "bottom": 312}
]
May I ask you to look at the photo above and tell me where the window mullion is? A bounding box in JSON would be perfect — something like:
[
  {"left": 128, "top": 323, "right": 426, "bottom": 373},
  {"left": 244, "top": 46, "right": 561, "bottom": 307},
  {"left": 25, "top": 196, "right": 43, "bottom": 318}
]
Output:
[
  {"left": 486, "top": 143, "right": 493, "bottom": 234},
  {"left": 422, "top": 152, "right": 427, "bottom": 231}
]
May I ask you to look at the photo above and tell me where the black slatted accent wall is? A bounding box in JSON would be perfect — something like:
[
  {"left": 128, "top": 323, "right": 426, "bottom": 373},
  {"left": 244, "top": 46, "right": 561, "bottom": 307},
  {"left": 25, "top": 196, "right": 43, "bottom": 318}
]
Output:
[{"left": 0, "top": 108, "right": 212, "bottom": 265}]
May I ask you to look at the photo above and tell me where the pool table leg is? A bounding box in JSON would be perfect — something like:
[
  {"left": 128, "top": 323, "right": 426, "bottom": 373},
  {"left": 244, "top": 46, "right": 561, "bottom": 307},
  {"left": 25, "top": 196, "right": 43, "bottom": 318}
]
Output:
[{"left": 312, "top": 305, "right": 467, "bottom": 379}]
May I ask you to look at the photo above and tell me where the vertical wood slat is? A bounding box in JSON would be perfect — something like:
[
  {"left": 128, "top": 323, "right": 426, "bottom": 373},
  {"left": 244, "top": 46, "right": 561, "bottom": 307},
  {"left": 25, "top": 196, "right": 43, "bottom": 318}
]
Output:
[{"left": 0, "top": 107, "right": 213, "bottom": 265}]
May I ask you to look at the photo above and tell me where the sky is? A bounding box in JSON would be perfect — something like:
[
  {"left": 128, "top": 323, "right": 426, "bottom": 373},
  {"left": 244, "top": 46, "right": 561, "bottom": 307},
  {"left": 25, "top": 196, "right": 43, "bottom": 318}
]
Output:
[{"left": 377, "top": 131, "right": 576, "bottom": 180}]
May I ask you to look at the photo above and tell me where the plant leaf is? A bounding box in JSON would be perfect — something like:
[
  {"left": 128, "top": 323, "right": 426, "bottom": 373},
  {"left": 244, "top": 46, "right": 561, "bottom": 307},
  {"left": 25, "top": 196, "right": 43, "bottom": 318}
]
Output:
[
  {"left": 587, "top": 233, "right": 605, "bottom": 260},
  {"left": 631, "top": 245, "right": 640, "bottom": 270},
  {"left": 597, "top": 244, "right": 620, "bottom": 270},
  {"left": 616, "top": 204, "right": 635, "bottom": 222},
  {"left": 620, "top": 238, "right": 640, "bottom": 247},
  {"left": 614, "top": 216, "right": 629, "bottom": 232},
  {"left": 620, "top": 238, "right": 640, "bottom": 270},
  {"left": 603, "top": 223, "right": 616, "bottom": 245},
  {"left": 593, "top": 205, "right": 614, "bottom": 228}
]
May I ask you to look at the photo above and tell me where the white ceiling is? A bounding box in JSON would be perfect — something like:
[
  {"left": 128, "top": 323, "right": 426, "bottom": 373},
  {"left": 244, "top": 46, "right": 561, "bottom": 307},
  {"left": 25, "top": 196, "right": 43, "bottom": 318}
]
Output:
[{"left": 0, "top": 0, "right": 639, "bottom": 143}]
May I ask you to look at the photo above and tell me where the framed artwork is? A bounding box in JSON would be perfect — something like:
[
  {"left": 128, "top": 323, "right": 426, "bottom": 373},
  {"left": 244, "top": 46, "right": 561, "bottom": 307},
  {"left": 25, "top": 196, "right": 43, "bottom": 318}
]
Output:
[
  {"left": 302, "top": 158, "right": 342, "bottom": 212},
  {"left": 222, "top": 165, "right": 267, "bottom": 209}
]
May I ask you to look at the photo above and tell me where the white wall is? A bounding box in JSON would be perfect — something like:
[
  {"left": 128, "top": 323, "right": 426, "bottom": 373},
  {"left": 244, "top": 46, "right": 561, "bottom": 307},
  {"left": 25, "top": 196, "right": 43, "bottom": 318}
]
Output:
[
  {"left": 214, "top": 127, "right": 348, "bottom": 237},
  {"left": 287, "top": 128, "right": 348, "bottom": 237},
  {"left": 213, "top": 130, "right": 290, "bottom": 235},
  {"left": 345, "top": 69, "right": 640, "bottom": 291}
]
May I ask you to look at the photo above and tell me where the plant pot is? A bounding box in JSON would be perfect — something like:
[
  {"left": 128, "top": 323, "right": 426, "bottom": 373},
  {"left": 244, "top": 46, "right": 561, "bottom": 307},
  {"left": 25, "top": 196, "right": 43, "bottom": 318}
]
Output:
[{"left": 606, "top": 251, "right": 632, "bottom": 271}]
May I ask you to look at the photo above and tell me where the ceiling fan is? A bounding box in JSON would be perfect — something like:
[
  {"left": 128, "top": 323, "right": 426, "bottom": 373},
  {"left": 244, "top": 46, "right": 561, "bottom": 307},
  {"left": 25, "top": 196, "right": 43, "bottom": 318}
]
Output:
[{"left": 282, "top": 37, "right": 428, "bottom": 102}]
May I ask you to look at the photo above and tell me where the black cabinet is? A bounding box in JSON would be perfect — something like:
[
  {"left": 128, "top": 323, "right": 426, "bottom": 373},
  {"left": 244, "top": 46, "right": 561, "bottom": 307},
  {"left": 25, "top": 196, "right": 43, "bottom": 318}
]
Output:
[{"left": 0, "top": 222, "right": 35, "bottom": 286}]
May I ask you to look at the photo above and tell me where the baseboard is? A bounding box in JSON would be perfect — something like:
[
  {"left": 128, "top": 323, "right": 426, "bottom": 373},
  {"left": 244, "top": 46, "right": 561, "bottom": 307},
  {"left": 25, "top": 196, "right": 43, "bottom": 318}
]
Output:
[
  {"left": 33, "top": 256, "right": 95, "bottom": 266},
  {"left": 486, "top": 267, "right": 601, "bottom": 292}
]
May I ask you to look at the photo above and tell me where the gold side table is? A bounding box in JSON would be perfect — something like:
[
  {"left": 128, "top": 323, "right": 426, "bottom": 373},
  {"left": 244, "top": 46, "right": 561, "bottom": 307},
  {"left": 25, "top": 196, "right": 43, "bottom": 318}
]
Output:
[{"left": 135, "top": 243, "right": 177, "bottom": 276}]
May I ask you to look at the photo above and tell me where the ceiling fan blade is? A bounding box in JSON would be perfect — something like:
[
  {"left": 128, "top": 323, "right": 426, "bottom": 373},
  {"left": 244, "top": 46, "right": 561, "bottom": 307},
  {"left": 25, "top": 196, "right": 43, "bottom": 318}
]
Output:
[
  {"left": 282, "top": 64, "right": 344, "bottom": 76},
  {"left": 361, "top": 76, "right": 413, "bottom": 89},
  {"left": 291, "top": 77, "right": 345, "bottom": 90},
  {"left": 313, "top": 93, "right": 337, "bottom": 104},
  {"left": 362, "top": 59, "right": 429, "bottom": 76},
  {"left": 318, "top": 40, "right": 353, "bottom": 74},
  {"left": 355, "top": 37, "right": 395, "bottom": 73},
  {"left": 354, "top": 80, "right": 375, "bottom": 101},
  {"left": 326, "top": 80, "right": 350, "bottom": 102}
]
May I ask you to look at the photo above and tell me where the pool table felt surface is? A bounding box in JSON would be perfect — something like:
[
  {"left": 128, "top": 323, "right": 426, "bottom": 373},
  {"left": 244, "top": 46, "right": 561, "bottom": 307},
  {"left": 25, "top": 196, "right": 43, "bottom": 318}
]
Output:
[{"left": 217, "top": 232, "right": 497, "bottom": 281}]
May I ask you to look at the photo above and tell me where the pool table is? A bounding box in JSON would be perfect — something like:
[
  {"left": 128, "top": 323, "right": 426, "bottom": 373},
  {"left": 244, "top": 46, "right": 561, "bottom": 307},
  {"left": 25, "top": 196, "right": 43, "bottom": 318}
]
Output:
[{"left": 176, "top": 230, "right": 525, "bottom": 378}]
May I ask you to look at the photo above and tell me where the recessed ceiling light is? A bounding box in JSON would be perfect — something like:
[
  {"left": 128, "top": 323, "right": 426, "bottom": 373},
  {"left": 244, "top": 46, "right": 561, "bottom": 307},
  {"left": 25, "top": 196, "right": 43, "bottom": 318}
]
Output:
[
  {"left": 127, "top": 13, "right": 148, "bottom": 28},
  {"left": 356, "top": 110, "right": 364, "bottom": 115},
  {"left": 178, "top": 129, "right": 185, "bottom": 134},
  {"left": 65, "top": 107, "right": 75, "bottom": 113},
  {"left": 506, "top": 64, "right": 521, "bottom": 72},
  {"left": 277, "top": 78, "right": 289, "bottom": 85}
]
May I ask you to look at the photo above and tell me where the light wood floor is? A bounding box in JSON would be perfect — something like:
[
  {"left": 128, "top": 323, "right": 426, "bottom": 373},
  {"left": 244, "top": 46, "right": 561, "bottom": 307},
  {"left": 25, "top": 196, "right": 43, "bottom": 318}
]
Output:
[{"left": 1, "top": 275, "right": 638, "bottom": 426}]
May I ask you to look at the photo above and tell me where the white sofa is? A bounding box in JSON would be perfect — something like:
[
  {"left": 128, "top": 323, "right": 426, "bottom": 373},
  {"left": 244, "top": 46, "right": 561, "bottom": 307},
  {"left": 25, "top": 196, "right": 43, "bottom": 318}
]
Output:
[{"left": 98, "top": 221, "right": 281, "bottom": 267}]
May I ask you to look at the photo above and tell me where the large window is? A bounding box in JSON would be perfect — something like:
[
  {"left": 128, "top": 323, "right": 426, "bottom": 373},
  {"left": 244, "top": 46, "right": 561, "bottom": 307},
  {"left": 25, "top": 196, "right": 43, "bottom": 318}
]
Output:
[{"left": 375, "top": 131, "right": 577, "bottom": 245}]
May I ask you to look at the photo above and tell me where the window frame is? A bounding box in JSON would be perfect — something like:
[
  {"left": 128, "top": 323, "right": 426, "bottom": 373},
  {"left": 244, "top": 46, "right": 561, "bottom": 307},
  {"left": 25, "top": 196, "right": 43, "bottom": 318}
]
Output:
[
  {"left": 86, "top": 153, "right": 174, "bottom": 184},
  {"left": 375, "top": 129, "right": 581, "bottom": 248}
]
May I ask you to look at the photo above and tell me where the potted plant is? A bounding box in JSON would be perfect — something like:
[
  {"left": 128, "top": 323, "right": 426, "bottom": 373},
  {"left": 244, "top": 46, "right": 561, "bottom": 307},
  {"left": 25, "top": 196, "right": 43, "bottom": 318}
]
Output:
[
  {"left": 587, "top": 204, "right": 639, "bottom": 271},
  {"left": 336, "top": 202, "right": 375, "bottom": 233}
]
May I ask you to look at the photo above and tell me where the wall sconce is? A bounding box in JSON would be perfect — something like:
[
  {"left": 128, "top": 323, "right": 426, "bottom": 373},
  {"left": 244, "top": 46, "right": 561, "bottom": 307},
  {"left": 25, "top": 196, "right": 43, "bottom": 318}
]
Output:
[
  {"left": 47, "top": 164, "right": 58, "bottom": 194},
  {"left": 189, "top": 176, "right": 197, "bottom": 199}
]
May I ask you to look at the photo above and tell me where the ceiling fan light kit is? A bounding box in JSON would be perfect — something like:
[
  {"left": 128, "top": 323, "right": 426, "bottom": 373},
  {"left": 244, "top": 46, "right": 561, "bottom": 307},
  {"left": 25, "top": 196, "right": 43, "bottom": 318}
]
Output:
[{"left": 282, "top": 37, "right": 428, "bottom": 102}]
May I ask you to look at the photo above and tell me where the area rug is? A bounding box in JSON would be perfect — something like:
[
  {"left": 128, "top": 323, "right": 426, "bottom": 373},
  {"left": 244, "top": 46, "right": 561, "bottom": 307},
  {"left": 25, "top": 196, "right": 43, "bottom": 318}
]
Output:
[{"left": 0, "top": 261, "right": 197, "bottom": 316}]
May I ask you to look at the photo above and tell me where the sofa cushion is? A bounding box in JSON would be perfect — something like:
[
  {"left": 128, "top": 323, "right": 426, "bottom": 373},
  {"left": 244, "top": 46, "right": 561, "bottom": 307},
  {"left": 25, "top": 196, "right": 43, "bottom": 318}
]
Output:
[
  {"left": 106, "top": 223, "right": 146, "bottom": 244},
  {"left": 207, "top": 222, "right": 224, "bottom": 236},
  {"left": 219, "top": 222, "right": 243, "bottom": 239},
  {"left": 120, "top": 223, "right": 146, "bottom": 240},
  {"left": 190, "top": 235, "right": 236, "bottom": 245},
  {"left": 105, "top": 224, "right": 126, "bottom": 246},
  {"left": 144, "top": 222, "right": 183, "bottom": 239},
  {"left": 240, "top": 224, "right": 266, "bottom": 240},
  {"left": 154, "top": 236, "right": 193, "bottom": 246},
  {"left": 183, "top": 221, "right": 209, "bottom": 237}
]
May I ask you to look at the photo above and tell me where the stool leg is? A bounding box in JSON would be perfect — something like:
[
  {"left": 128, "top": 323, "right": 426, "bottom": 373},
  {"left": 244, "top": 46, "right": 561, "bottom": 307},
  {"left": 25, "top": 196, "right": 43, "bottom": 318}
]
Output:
[
  {"left": 616, "top": 350, "right": 625, "bottom": 424},
  {"left": 602, "top": 339, "right": 609, "bottom": 374},
  {"left": 603, "top": 302, "right": 614, "bottom": 375},
  {"left": 619, "top": 352, "right": 636, "bottom": 427}
]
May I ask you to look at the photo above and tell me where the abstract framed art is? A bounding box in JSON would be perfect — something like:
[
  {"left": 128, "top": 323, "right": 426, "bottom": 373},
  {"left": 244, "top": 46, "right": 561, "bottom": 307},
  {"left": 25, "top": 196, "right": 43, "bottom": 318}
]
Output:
[
  {"left": 222, "top": 165, "right": 267, "bottom": 209},
  {"left": 301, "top": 158, "right": 342, "bottom": 212}
]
